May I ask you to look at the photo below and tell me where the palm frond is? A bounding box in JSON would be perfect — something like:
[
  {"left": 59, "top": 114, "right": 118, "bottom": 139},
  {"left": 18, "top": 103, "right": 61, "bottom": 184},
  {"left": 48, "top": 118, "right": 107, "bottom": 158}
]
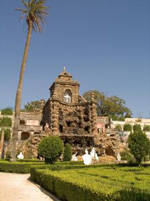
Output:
[{"left": 16, "top": 0, "right": 49, "bottom": 32}]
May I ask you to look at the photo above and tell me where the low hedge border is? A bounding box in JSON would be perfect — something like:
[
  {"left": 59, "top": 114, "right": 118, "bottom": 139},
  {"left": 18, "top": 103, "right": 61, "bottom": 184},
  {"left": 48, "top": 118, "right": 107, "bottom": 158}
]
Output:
[{"left": 0, "top": 161, "right": 45, "bottom": 173}]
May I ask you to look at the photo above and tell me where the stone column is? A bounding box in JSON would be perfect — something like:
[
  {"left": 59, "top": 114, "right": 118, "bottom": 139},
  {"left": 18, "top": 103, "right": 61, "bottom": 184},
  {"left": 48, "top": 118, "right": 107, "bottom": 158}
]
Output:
[
  {"left": 18, "top": 131, "right": 22, "bottom": 144},
  {"left": 51, "top": 100, "right": 59, "bottom": 135}
]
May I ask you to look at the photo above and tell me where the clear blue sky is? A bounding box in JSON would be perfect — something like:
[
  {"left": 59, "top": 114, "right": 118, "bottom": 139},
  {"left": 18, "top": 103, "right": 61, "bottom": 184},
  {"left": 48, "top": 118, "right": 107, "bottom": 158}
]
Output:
[{"left": 0, "top": 0, "right": 150, "bottom": 117}]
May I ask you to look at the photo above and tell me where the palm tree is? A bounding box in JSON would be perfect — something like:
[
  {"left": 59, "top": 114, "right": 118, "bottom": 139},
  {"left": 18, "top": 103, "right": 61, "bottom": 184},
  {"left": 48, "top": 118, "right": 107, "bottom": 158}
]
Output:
[{"left": 11, "top": 0, "right": 49, "bottom": 161}]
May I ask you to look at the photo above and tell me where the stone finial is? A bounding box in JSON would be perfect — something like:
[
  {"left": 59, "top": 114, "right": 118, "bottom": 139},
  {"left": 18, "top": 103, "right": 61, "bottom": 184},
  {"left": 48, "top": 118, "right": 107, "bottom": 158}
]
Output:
[{"left": 63, "top": 66, "right": 66, "bottom": 72}]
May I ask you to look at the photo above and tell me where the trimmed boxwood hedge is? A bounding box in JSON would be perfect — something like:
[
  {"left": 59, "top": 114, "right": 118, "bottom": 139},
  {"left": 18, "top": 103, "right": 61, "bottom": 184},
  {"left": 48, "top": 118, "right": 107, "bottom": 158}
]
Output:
[
  {"left": 30, "top": 166, "right": 150, "bottom": 201},
  {"left": 0, "top": 161, "right": 45, "bottom": 173}
]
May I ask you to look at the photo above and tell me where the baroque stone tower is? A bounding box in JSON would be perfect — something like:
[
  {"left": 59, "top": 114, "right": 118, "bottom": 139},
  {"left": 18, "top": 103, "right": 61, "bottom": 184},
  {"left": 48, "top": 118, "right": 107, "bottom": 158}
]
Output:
[{"left": 42, "top": 69, "right": 99, "bottom": 153}]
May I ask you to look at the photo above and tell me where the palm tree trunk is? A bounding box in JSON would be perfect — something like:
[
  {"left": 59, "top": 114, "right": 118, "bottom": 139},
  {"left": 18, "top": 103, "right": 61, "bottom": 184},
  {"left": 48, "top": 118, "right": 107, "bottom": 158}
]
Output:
[{"left": 11, "top": 21, "right": 33, "bottom": 162}]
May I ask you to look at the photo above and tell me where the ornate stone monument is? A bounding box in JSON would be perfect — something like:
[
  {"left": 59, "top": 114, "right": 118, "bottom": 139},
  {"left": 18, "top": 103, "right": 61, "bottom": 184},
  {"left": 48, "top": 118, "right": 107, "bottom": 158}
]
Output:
[{"left": 42, "top": 69, "right": 98, "bottom": 154}]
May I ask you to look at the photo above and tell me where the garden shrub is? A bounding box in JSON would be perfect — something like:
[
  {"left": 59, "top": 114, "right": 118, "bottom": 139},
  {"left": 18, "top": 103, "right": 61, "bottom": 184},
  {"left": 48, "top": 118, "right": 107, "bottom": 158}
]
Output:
[
  {"left": 38, "top": 136, "right": 64, "bottom": 164},
  {"left": 143, "top": 125, "right": 150, "bottom": 132},
  {"left": 63, "top": 143, "right": 72, "bottom": 161},
  {"left": 115, "top": 124, "right": 122, "bottom": 131},
  {"left": 120, "top": 149, "right": 135, "bottom": 163},
  {"left": 1, "top": 108, "right": 13, "bottom": 115},
  {"left": 128, "top": 131, "right": 150, "bottom": 165},
  {"left": 123, "top": 124, "right": 132, "bottom": 131},
  {"left": 133, "top": 124, "right": 141, "bottom": 132},
  {"left": 0, "top": 161, "right": 44, "bottom": 173}
]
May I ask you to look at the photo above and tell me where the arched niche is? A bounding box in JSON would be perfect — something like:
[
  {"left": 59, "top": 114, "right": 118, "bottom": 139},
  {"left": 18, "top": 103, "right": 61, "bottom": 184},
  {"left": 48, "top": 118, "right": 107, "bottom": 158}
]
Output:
[{"left": 64, "top": 89, "right": 72, "bottom": 103}]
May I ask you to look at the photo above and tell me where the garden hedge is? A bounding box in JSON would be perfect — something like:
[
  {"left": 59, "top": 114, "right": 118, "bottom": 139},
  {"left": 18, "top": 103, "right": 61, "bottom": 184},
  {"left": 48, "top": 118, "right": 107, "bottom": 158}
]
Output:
[
  {"left": 30, "top": 166, "right": 150, "bottom": 201},
  {"left": 0, "top": 161, "right": 44, "bottom": 173}
]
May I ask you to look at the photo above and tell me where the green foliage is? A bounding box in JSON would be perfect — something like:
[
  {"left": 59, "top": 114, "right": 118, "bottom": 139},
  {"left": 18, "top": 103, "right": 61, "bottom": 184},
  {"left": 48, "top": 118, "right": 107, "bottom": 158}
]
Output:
[
  {"left": 0, "top": 118, "right": 12, "bottom": 127},
  {"left": 16, "top": 159, "right": 44, "bottom": 163},
  {"left": 24, "top": 100, "right": 42, "bottom": 112},
  {"left": 63, "top": 143, "right": 72, "bottom": 161},
  {"left": 120, "top": 149, "right": 135, "bottom": 163},
  {"left": 83, "top": 90, "right": 132, "bottom": 117},
  {"left": 128, "top": 131, "right": 150, "bottom": 165},
  {"left": 6, "top": 150, "right": 11, "bottom": 159},
  {"left": 1, "top": 108, "right": 13, "bottom": 115},
  {"left": 133, "top": 124, "right": 142, "bottom": 132},
  {"left": 0, "top": 129, "right": 11, "bottom": 141},
  {"left": 31, "top": 165, "right": 150, "bottom": 201},
  {"left": 38, "top": 136, "right": 64, "bottom": 164},
  {"left": 4, "top": 129, "right": 11, "bottom": 141},
  {"left": 0, "top": 161, "right": 44, "bottom": 173},
  {"left": 17, "top": 0, "right": 49, "bottom": 32},
  {"left": 115, "top": 124, "right": 122, "bottom": 131},
  {"left": 143, "top": 125, "right": 150, "bottom": 132},
  {"left": 123, "top": 124, "right": 132, "bottom": 131},
  {"left": 112, "top": 116, "right": 125, "bottom": 121}
]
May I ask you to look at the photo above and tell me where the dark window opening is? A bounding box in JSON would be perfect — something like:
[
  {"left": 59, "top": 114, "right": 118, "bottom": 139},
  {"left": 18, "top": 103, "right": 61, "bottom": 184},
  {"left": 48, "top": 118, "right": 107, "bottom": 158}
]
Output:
[
  {"left": 59, "top": 125, "right": 63, "bottom": 133},
  {"left": 21, "top": 132, "right": 30, "bottom": 140},
  {"left": 20, "top": 120, "right": 25, "bottom": 125},
  {"left": 84, "top": 126, "right": 90, "bottom": 132},
  {"left": 66, "top": 121, "right": 71, "bottom": 127}
]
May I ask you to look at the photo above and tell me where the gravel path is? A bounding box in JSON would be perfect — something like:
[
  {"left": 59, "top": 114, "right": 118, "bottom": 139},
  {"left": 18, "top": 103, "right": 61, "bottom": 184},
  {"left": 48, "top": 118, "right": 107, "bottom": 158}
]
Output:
[{"left": 0, "top": 173, "right": 56, "bottom": 201}]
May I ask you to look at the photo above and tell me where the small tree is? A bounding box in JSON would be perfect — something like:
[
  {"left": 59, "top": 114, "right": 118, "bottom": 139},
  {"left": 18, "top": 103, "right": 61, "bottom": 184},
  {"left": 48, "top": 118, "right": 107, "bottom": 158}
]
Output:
[
  {"left": 123, "top": 124, "right": 132, "bottom": 132},
  {"left": 133, "top": 124, "right": 141, "bottom": 132},
  {"left": 63, "top": 143, "right": 72, "bottom": 161},
  {"left": 38, "top": 136, "right": 64, "bottom": 164},
  {"left": 128, "top": 131, "right": 150, "bottom": 166}
]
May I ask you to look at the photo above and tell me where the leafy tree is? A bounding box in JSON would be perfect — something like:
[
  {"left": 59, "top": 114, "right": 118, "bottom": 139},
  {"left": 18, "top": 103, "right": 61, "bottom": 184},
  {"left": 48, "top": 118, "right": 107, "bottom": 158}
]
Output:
[
  {"left": 1, "top": 108, "right": 13, "bottom": 115},
  {"left": 63, "top": 143, "right": 72, "bottom": 161},
  {"left": 24, "top": 101, "right": 42, "bottom": 112},
  {"left": 38, "top": 136, "right": 64, "bottom": 164},
  {"left": 133, "top": 124, "right": 141, "bottom": 132},
  {"left": 124, "top": 124, "right": 132, "bottom": 132},
  {"left": 83, "top": 90, "right": 132, "bottom": 117},
  {"left": 11, "top": 0, "right": 49, "bottom": 161},
  {"left": 128, "top": 131, "right": 150, "bottom": 166}
]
